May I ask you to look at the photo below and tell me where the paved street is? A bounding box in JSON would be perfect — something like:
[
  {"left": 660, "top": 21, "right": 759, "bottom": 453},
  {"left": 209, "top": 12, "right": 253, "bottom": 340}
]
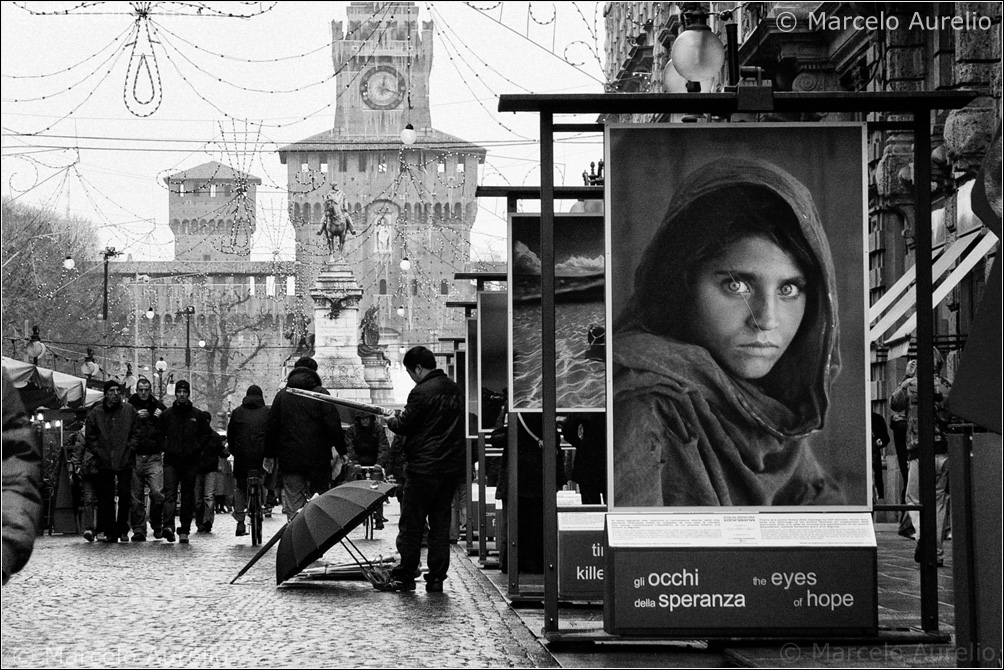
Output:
[{"left": 1, "top": 500, "right": 555, "bottom": 669}]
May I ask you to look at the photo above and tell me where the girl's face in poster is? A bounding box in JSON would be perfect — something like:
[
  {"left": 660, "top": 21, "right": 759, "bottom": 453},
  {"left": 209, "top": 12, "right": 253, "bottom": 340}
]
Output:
[{"left": 688, "top": 235, "right": 807, "bottom": 380}]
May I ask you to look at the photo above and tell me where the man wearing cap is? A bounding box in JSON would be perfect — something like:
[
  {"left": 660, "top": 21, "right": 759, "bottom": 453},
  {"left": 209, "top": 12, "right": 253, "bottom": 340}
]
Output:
[
  {"left": 227, "top": 384, "right": 269, "bottom": 537},
  {"left": 127, "top": 377, "right": 166, "bottom": 541},
  {"left": 159, "top": 379, "right": 215, "bottom": 544},
  {"left": 265, "top": 357, "right": 346, "bottom": 521},
  {"left": 85, "top": 380, "right": 140, "bottom": 543}
]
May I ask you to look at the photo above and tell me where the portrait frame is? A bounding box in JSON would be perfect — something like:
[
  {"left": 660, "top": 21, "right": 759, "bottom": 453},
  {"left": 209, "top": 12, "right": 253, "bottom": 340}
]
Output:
[{"left": 605, "top": 123, "right": 870, "bottom": 512}]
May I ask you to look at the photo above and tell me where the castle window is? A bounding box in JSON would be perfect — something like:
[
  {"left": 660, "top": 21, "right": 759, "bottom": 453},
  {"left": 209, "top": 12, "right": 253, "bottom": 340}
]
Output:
[
  {"left": 300, "top": 158, "right": 309, "bottom": 173},
  {"left": 320, "top": 158, "right": 328, "bottom": 174},
  {"left": 456, "top": 159, "right": 464, "bottom": 174},
  {"left": 410, "top": 279, "right": 418, "bottom": 296},
  {"left": 440, "top": 279, "right": 449, "bottom": 295},
  {"left": 378, "top": 155, "right": 387, "bottom": 173},
  {"left": 210, "top": 184, "right": 217, "bottom": 198},
  {"left": 339, "top": 153, "right": 348, "bottom": 172},
  {"left": 358, "top": 154, "right": 367, "bottom": 172},
  {"left": 178, "top": 182, "right": 186, "bottom": 196},
  {"left": 286, "top": 276, "right": 296, "bottom": 296},
  {"left": 437, "top": 155, "right": 446, "bottom": 174},
  {"left": 249, "top": 276, "right": 256, "bottom": 296},
  {"left": 379, "top": 279, "right": 387, "bottom": 295},
  {"left": 266, "top": 276, "right": 276, "bottom": 296}
]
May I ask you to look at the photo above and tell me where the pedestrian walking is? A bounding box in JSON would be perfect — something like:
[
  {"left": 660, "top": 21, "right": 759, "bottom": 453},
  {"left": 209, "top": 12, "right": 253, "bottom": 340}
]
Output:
[
  {"left": 84, "top": 380, "right": 139, "bottom": 543},
  {"left": 159, "top": 380, "right": 215, "bottom": 544},
  {"left": 127, "top": 378, "right": 166, "bottom": 541},
  {"left": 890, "top": 351, "right": 953, "bottom": 566},
  {"left": 227, "top": 384, "right": 269, "bottom": 537},
  {"left": 264, "top": 357, "right": 346, "bottom": 521},
  {"left": 194, "top": 427, "right": 226, "bottom": 533},
  {"left": 380, "top": 346, "right": 465, "bottom": 593},
  {"left": 344, "top": 412, "right": 390, "bottom": 528},
  {"left": 2, "top": 368, "right": 43, "bottom": 583},
  {"left": 68, "top": 422, "right": 100, "bottom": 541}
]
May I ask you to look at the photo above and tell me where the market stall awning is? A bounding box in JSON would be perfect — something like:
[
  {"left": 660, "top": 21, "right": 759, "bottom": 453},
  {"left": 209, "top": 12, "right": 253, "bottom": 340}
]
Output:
[{"left": 1, "top": 357, "right": 103, "bottom": 409}]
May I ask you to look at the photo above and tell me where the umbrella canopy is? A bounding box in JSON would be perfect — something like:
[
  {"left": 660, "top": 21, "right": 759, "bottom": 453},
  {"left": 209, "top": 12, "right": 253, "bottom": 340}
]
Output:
[{"left": 275, "top": 480, "right": 395, "bottom": 585}]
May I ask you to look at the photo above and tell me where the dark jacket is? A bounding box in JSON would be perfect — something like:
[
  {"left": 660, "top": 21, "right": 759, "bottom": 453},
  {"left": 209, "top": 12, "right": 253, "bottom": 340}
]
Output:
[
  {"left": 228, "top": 394, "right": 269, "bottom": 481},
  {"left": 386, "top": 369, "right": 465, "bottom": 478},
  {"left": 127, "top": 393, "right": 166, "bottom": 456},
  {"left": 345, "top": 414, "right": 390, "bottom": 468},
  {"left": 160, "top": 400, "right": 214, "bottom": 467},
  {"left": 265, "top": 367, "right": 345, "bottom": 474},
  {"left": 3, "top": 369, "right": 43, "bottom": 585},
  {"left": 196, "top": 430, "right": 226, "bottom": 475},
  {"left": 68, "top": 428, "right": 99, "bottom": 477},
  {"left": 85, "top": 400, "right": 139, "bottom": 471}
]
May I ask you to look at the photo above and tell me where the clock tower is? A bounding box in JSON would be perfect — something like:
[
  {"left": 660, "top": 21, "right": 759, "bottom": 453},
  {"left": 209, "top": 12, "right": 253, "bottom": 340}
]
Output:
[{"left": 279, "top": 2, "right": 485, "bottom": 370}]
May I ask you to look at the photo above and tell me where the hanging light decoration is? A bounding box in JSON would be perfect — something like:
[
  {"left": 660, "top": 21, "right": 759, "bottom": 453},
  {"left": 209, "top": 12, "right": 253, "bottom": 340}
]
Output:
[
  {"left": 400, "top": 257, "right": 411, "bottom": 272},
  {"left": 146, "top": 306, "right": 156, "bottom": 320},
  {"left": 397, "top": 305, "right": 406, "bottom": 317},
  {"left": 63, "top": 255, "right": 75, "bottom": 271}
]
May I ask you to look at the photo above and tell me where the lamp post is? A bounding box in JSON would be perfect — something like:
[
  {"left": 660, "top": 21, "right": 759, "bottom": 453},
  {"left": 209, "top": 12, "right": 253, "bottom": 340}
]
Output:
[
  {"left": 180, "top": 305, "right": 195, "bottom": 378},
  {"left": 101, "top": 247, "right": 122, "bottom": 321},
  {"left": 25, "top": 325, "right": 47, "bottom": 365},
  {"left": 79, "top": 348, "right": 100, "bottom": 380},
  {"left": 155, "top": 357, "right": 168, "bottom": 400}
]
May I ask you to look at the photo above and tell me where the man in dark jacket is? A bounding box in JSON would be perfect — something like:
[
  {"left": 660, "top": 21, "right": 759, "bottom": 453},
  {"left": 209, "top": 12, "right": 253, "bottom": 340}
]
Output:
[
  {"left": 3, "top": 368, "right": 43, "bottom": 583},
  {"left": 85, "top": 380, "right": 139, "bottom": 543},
  {"left": 159, "top": 379, "right": 214, "bottom": 544},
  {"left": 228, "top": 385, "right": 269, "bottom": 537},
  {"left": 381, "top": 346, "right": 465, "bottom": 593},
  {"left": 127, "top": 377, "right": 166, "bottom": 541},
  {"left": 265, "top": 357, "right": 345, "bottom": 521}
]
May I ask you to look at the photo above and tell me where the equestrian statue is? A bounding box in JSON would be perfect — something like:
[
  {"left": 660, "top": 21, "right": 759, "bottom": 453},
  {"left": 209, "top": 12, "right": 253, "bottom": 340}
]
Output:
[{"left": 318, "top": 186, "right": 355, "bottom": 257}]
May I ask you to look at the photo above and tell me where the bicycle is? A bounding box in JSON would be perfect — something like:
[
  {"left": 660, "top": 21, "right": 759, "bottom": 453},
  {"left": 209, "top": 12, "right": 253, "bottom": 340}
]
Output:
[
  {"left": 246, "top": 469, "right": 264, "bottom": 546},
  {"left": 352, "top": 464, "right": 386, "bottom": 540}
]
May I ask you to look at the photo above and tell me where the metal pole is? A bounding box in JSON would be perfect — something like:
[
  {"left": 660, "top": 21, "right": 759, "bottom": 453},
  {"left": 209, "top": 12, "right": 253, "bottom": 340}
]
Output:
[
  {"left": 913, "top": 110, "right": 938, "bottom": 632},
  {"left": 102, "top": 253, "right": 110, "bottom": 321},
  {"left": 539, "top": 110, "right": 558, "bottom": 633}
]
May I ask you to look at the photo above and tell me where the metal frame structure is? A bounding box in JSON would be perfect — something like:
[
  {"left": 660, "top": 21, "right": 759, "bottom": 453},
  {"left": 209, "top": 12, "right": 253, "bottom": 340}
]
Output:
[{"left": 496, "top": 90, "right": 976, "bottom": 640}]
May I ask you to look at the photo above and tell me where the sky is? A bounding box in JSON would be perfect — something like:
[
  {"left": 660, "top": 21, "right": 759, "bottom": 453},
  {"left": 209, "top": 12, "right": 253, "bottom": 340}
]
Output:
[{"left": 2, "top": 1, "right": 609, "bottom": 264}]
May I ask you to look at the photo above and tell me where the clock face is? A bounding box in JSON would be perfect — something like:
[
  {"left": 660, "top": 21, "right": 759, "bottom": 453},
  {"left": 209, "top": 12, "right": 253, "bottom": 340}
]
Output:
[{"left": 361, "top": 66, "right": 405, "bottom": 110}]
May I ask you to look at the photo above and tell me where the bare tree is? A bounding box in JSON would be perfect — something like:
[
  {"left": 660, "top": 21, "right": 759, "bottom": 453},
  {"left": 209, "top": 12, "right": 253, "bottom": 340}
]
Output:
[
  {"left": 1, "top": 198, "right": 129, "bottom": 368},
  {"left": 189, "top": 289, "right": 273, "bottom": 423}
]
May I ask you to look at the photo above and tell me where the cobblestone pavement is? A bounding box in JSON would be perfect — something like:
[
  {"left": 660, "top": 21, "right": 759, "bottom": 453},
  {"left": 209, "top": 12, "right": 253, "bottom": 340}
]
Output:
[{"left": 1, "top": 500, "right": 557, "bottom": 669}]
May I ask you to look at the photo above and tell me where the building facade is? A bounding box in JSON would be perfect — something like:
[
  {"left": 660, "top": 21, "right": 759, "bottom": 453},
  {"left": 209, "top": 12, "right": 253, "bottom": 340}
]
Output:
[
  {"left": 278, "top": 1, "right": 486, "bottom": 358},
  {"left": 603, "top": 0, "right": 1000, "bottom": 404},
  {"left": 109, "top": 162, "right": 300, "bottom": 423}
]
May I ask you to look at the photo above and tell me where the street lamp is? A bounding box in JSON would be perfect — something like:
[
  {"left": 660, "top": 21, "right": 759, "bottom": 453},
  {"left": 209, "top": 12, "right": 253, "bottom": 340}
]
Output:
[
  {"left": 25, "top": 326, "right": 47, "bottom": 365},
  {"left": 101, "top": 246, "right": 122, "bottom": 321},
  {"left": 79, "top": 348, "right": 100, "bottom": 379},
  {"left": 155, "top": 357, "right": 168, "bottom": 399},
  {"left": 670, "top": 8, "right": 726, "bottom": 86},
  {"left": 145, "top": 306, "right": 155, "bottom": 320},
  {"left": 62, "top": 255, "right": 75, "bottom": 271},
  {"left": 179, "top": 305, "right": 195, "bottom": 371}
]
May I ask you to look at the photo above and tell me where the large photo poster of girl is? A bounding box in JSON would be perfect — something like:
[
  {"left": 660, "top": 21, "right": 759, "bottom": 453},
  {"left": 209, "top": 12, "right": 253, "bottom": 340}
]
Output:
[{"left": 606, "top": 124, "right": 869, "bottom": 510}]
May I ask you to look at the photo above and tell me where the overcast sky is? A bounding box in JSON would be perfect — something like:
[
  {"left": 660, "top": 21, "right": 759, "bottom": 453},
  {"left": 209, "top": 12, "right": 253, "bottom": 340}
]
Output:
[{"left": 2, "top": 1, "right": 608, "bottom": 263}]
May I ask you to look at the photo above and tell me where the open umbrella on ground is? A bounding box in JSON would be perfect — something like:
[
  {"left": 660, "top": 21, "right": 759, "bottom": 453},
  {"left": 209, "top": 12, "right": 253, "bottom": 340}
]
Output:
[
  {"left": 276, "top": 480, "right": 396, "bottom": 585},
  {"left": 229, "top": 479, "right": 396, "bottom": 586}
]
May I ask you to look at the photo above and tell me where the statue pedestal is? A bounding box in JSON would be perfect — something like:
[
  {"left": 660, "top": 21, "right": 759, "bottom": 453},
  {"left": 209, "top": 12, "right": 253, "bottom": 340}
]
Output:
[{"left": 310, "top": 259, "right": 393, "bottom": 404}]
